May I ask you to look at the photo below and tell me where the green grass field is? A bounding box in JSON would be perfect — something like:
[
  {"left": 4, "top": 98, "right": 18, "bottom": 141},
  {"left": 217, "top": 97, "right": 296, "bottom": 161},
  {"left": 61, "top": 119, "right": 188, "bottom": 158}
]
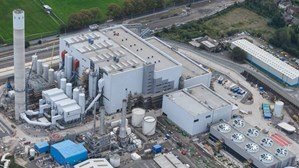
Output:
[
  {"left": 202, "top": 8, "right": 275, "bottom": 40},
  {"left": 0, "top": 0, "right": 123, "bottom": 44},
  {"left": 0, "top": 0, "right": 59, "bottom": 43},
  {"left": 43, "top": 0, "right": 123, "bottom": 23}
]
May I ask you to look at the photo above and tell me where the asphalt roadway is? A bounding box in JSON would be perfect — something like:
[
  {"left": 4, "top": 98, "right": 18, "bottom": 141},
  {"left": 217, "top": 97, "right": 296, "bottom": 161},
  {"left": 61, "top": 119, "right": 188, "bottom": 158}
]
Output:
[{"left": 163, "top": 39, "right": 299, "bottom": 109}]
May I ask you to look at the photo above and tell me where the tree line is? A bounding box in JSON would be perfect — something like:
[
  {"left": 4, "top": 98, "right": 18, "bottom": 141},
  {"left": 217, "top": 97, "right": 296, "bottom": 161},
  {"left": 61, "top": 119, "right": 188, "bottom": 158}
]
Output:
[{"left": 64, "top": 0, "right": 195, "bottom": 31}]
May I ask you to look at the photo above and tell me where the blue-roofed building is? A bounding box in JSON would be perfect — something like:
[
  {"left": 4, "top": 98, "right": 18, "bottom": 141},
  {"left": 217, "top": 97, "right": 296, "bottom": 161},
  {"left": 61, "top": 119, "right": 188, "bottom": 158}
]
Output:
[
  {"left": 50, "top": 140, "right": 87, "bottom": 166},
  {"left": 34, "top": 141, "right": 49, "bottom": 154}
]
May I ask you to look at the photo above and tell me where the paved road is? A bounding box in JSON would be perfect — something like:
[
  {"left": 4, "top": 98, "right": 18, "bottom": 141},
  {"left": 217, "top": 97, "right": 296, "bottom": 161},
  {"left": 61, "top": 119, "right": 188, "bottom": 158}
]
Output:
[{"left": 164, "top": 39, "right": 299, "bottom": 108}]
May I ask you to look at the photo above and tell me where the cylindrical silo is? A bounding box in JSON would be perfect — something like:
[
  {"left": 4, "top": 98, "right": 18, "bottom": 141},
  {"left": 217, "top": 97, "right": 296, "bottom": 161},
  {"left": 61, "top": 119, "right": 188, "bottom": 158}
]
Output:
[
  {"left": 65, "top": 54, "right": 73, "bottom": 81},
  {"left": 79, "top": 93, "right": 85, "bottom": 114},
  {"left": 88, "top": 71, "right": 97, "bottom": 98},
  {"left": 13, "top": 9, "right": 25, "bottom": 121},
  {"left": 132, "top": 108, "right": 146, "bottom": 127},
  {"left": 29, "top": 148, "right": 35, "bottom": 157},
  {"left": 109, "top": 154, "right": 120, "bottom": 167},
  {"left": 274, "top": 101, "right": 284, "bottom": 117},
  {"left": 42, "top": 64, "right": 49, "bottom": 80},
  {"left": 60, "top": 78, "right": 66, "bottom": 93},
  {"left": 31, "top": 54, "right": 37, "bottom": 72},
  {"left": 66, "top": 83, "right": 72, "bottom": 98},
  {"left": 48, "top": 68, "right": 54, "bottom": 83},
  {"left": 37, "top": 59, "right": 43, "bottom": 75},
  {"left": 73, "top": 88, "right": 79, "bottom": 103},
  {"left": 142, "top": 116, "right": 156, "bottom": 136}
]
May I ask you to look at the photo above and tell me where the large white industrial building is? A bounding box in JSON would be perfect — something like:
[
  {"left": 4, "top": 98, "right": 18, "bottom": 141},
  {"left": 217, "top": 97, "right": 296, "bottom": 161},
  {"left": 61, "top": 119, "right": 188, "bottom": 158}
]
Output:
[
  {"left": 210, "top": 118, "right": 296, "bottom": 168},
  {"left": 231, "top": 39, "right": 299, "bottom": 86},
  {"left": 59, "top": 25, "right": 211, "bottom": 114},
  {"left": 162, "top": 84, "right": 232, "bottom": 136}
]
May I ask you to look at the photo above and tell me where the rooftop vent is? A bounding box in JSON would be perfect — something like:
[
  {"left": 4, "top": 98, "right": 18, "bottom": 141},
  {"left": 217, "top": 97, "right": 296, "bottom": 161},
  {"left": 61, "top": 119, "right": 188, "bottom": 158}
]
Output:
[
  {"left": 231, "top": 133, "right": 245, "bottom": 143},
  {"left": 218, "top": 123, "right": 231, "bottom": 133},
  {"left": 245, "top": 143, "right": 259, "bottom": 153},
  {"left": 260, "top": 153, "right": 274, "bottom": 164},
  {"left": 232, "top": 118, "right": 245, "bottom": 128},
  {"left": 260, "top": 138, "right": 273, "bottom": 147},
  {"left": 247, "top": 128, "right": 259, "bottom": 137},
  {"left": 275, "top": 148, "right": 288, "bottom": 157}
]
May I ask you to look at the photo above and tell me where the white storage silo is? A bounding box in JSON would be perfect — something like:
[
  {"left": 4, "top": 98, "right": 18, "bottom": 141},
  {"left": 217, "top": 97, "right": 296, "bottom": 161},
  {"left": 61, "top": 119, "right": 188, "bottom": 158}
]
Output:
[
  {"left": 274, "top": 101, "right": 284, "bottom": 117},
  {"left": 31, "top": 54, "right": 37, "bottom": 72},
  {"left": 60, "top": 78, "right": 67, "bottom": 93},
  {"left": 48, "top": 68, "right": 54, "bottom": 83},
  {"left": 66, "top": 83, "right": 72, "bottom": 98},
  {"left": 79, "top": 93, "right": 85, "bottom": 114},
  {"left": 142, "top": 116, "right": 156, "bottom": 136},
  {"left": 110, "top": 154, "right": 120, "bottom": 167},
  {"left": 73, "top": 88, "right": 79, "bottom": 103},
  {"left": 29, "top": 148, "right": 35, "bottom": 157},
  {"left": 42, "top": 64, "right": 49, "bottom": 80},
  {"left": 37, "top": 59, "right": 43, "bottom": 75},
  {"left": 131, "top": 108, "right": 145, "bottom": 127}
]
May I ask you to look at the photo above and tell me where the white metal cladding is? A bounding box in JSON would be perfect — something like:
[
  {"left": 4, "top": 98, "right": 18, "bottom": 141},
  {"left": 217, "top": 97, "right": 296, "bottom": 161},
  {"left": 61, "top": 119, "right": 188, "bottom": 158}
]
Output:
[{"left": 232, "top": 39, "right": 299, "bottom": 85}]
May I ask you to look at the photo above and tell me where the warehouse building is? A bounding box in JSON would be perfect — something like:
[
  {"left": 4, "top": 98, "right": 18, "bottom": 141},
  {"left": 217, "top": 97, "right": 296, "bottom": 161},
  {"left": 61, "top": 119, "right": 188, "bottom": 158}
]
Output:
[
  {"left": 210, "top": 118, "right": 296, "bottom": 168},
  {"left": 74, "top": 158, "right": 113, "bottom": 168},
  {"left": 231, "top": 39, "right": 299, "bottom": 86},
  {"left": 59, "top": 25, "right": 211, "bottom": 114},
  {"left": 50, "top": 140, "right": 87, "bottom": 166},
  {"left": 162, "top": 84, "right": 232, "bottom": 136},
  {"left": 34, "top": 141, "right": 49, "bottom": 154}
]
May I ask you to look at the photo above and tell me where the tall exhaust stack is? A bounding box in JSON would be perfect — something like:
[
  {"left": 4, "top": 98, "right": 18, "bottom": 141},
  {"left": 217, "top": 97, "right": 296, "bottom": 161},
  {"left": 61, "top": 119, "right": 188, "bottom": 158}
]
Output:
[
  {"left": 119, "top": 99, "right": 127, "bottom": 138},
  {"left": 13, "top": 9, "right": 25, "bottom": 121}
]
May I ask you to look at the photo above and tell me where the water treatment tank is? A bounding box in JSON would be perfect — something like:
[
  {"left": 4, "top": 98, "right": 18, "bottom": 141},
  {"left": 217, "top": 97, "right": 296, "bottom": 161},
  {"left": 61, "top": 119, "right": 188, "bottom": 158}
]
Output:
[
  {"left": 60, "top": 78, "right": 67, "bottom": 93},
  {"left": 132, "top": 108, "right": 145, "bottom": 127},
  {"left": 29, "top": 148, "right": 36, "bottom": 157},
  {"left": 142, "top": 116, "right": 156, "bottom": 136},
  {"left": 110, "top": 154, "right": 120, "bottom": 167},
  {"left": 274, "top": 101, "right": 284, "bottom": 117},
  {"left": 73, "top": 88, "right": 79, "bottom": 103}
]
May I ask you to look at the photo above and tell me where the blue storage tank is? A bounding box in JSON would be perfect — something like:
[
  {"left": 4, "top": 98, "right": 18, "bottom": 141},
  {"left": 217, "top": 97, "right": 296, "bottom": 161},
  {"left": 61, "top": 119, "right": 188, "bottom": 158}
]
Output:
[
  {"left": 152, "top": 144, "right": 162, "bottom": 154},
  {"left": 50, "top": 140, "right": 87, "bottom": 166},
  {"left": 34, "top": 141, "right": 49, "bottom": 154}
]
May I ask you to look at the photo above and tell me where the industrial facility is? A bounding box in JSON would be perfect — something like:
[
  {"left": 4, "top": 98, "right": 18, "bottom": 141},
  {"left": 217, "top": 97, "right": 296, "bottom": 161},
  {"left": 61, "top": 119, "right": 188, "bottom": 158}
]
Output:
[
  {"left": 2, "top": 6, "right": 299, "bottom": 168},
  {"left": 162, "top": 84, "right": 232, "bottom": 136},
  {"left": 58, "top": 25, "right": 211, "bottom": 114},
  {"left": 231, "top": 39, "right": 299, "bottom": 86},
  {"left": 209, "top": 118, "right": 296, "bottom": 168}
]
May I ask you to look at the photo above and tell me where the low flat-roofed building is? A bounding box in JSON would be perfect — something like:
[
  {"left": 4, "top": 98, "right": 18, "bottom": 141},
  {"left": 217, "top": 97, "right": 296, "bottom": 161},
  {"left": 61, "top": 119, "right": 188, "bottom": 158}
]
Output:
[
  {"left": 146, "top": 37, "right": 212, "bottom": 88},
  {"left": 74, "top": 158, "right": 113, "bottom": 168},
  {"left": 162, "top": 84, "right": 232, "bottom": 135},
  {"left": 154, "top": 153, "right": 187, "bottom": 168},
  {"left": 231, "top": 39, "right": 299, "bottom": 86},
  {"left": 210, "top": 118, "right": 296, "bottom": 168}
]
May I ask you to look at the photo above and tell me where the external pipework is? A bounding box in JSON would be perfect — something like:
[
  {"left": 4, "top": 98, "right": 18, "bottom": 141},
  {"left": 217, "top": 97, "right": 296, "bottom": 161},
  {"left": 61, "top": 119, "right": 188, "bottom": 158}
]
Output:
[{"left": 13, "top": 9, "right": 25, "bottom": 121}]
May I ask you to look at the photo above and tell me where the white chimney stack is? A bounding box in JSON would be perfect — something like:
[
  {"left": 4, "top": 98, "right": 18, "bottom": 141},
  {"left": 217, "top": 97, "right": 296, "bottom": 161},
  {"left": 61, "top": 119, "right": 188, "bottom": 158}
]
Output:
[{"left": 13, "top": 9, "right": 25, "bottom": 121}]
